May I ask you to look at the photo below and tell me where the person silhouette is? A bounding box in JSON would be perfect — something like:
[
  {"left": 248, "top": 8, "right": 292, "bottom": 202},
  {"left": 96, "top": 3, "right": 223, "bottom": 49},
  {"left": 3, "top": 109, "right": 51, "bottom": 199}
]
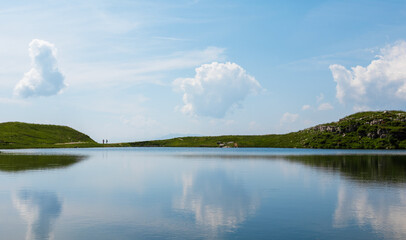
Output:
[{"left": 102, "top": 139, "right": 105, "bottom": 144}]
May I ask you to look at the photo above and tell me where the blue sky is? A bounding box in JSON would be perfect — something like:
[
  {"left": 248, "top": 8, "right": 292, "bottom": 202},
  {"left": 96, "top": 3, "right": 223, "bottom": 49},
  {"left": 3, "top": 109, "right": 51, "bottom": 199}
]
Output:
[{"left": 1, "top": 0, "right": 406, "bottom": 142}]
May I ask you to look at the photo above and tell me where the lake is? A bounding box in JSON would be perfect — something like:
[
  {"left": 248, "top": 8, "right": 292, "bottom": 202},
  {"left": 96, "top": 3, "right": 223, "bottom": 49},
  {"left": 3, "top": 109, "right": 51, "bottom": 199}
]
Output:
[{"left": 0, "top": 147, "right": 406, "bottom": 240}]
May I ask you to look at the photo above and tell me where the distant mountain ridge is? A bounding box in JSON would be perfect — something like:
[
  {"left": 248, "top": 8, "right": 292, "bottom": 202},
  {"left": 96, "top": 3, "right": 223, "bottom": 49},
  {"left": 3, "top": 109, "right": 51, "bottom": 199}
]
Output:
[{"left": 130, "top": 111, "right": 406, "bottom": 149}]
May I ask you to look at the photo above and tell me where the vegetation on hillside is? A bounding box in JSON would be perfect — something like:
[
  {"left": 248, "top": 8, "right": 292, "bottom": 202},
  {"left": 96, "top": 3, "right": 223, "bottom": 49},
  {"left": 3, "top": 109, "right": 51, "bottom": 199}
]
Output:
[
  {"left": 302, "top": 110, "right": 406, "bottom": 149},
  {"left": 0, "top": 122, "right": 97, "bottom": 149},
  {"left": 0, "top": 111, "right": 405, "bottom": 149},
  {"left": 129, "top": 111, "right": 406, "bottom": 149}
]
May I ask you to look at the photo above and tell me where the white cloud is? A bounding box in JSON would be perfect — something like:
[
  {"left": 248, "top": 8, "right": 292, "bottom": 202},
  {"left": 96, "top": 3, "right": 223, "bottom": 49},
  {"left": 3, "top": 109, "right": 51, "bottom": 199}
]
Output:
[
  {"left": 280, "top": 112, "right": 299, "bottom": 123},
  {"left": 317, "top": 102, "right": 334, "bottom": 111},
  {"left": 330, "top": 40, "right": 406, "bottom": 109},
  {"left": 302, "top": 104, "right": 311, "bottom": 110},
  {"left": 14, "top": 39, "right": 66, "bottom": 98},
  {"left": 173, "top": 62, "right": 262, "bottom": 118},
  {"left": 316, "top": 93, "right": 324, "bottom": 103}
]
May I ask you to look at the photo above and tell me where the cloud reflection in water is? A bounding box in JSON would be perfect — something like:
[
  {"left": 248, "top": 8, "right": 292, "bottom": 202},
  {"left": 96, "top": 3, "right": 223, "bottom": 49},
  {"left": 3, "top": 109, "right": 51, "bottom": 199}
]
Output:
[
  {"left": 334, "top": 185, "right": 406, "bottom": 239},
  {"left": 13, "top": 190, "right": 62, "bottom": 240},
  {"left": 174, "top": 169, "right": 259, "bottom": 234}
]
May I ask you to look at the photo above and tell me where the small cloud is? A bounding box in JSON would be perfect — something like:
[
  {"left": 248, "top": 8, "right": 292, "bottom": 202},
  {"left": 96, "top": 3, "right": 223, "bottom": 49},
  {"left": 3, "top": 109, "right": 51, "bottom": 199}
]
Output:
[
  {"left": 353, "top": 105, "right": 370, "bottom": 112},
  {"left": 330, "top": 40, "right": 406, "bottom": 109},
  {"left": 302, "top": 105, "right": 311, "bottom": 110},
  {"left": 14, "top": 39, "right": 66, "bottom": 98},
  {"left": 318, "top": 102, "right": 334, "bottom": 111},
  {"left": 280, "top": 112, "right": 299, "bottom": 124},
  {"left": 316, "top": 93, "right": 324, "bottom": 103},
  {"left": 173, "top": 62, "right": 263, "bottom": 118}
]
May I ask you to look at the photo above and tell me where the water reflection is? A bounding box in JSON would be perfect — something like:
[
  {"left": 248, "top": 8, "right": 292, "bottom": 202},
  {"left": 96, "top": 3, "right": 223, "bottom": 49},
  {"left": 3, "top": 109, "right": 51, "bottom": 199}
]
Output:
[
  {"left": 13, "top": 190, "right": 62, "bottom": 240},
  {"left": 178, "top": 154, "right": 406, "bottom": 183},
  {"left": 0, "top": 153, "right": 85, "bottom": 172},
  {"left": 174, "top": 169, "right": 259, "bottom": 234},
  {"left": 283, "top": 155, "right": 406, "bottom": 183},
  {"left": 334, "top": 185, "right": 406, "bottom": 239},
  {"left": 1, "top": 148, "right": 406, "bottom": 239}
]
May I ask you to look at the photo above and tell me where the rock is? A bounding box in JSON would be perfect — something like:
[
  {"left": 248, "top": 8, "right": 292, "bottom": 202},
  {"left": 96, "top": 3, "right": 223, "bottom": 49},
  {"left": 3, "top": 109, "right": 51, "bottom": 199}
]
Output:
[{"left": 370, "top": 119, "right": 384, "bottom": 125}]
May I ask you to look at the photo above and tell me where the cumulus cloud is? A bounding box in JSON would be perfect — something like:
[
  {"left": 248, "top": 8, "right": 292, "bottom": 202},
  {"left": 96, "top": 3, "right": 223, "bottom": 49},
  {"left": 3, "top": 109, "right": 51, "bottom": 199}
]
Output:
[
  {"left": 302, "top": 105, "right": 311, "bottom": 110},
  {"left": 280, "top": 112, "right": 299, "bottom": 123},
  {"left": 318, "top": 102, "right": 334, "bottom": 111},
  {"left": 173, "top": 62, "right": 262, "bottom": 118},
  {"left": 14, "top": 39, "right": 66, "bottom": 98},
  {"left": 330, "top": 41, "right": 406, "bottom": 109}
]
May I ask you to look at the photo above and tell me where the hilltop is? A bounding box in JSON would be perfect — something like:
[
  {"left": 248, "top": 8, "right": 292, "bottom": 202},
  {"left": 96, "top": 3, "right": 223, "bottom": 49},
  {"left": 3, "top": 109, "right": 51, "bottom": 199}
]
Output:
[
  {"left": 129, "top": 111, "right": 406, "bottom": 149},
  {"left": 300, "top": 110, "right": 406, "bottom": 149},
  {"left": 0, "top": 122, "right": 97, "bottom": 149}
]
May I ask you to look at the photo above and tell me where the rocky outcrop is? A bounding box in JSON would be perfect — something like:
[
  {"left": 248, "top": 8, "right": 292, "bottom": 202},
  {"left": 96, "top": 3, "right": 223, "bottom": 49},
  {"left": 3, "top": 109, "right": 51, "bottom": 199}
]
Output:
[{"left": 311, "top": 111, "right": 406, "bottom": 140}]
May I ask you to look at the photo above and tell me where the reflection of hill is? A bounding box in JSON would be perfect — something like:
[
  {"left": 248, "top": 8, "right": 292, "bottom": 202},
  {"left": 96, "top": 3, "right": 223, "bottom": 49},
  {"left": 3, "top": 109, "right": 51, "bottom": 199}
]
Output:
[
  {"left": 177, "top": 153, "right": 406, "bottom": 183},
  {"left": 283, "top": 155, "right": 406, "bottom": 183},
  {"left": 0, "top": 154, "right": 85, "bottom": 172}
]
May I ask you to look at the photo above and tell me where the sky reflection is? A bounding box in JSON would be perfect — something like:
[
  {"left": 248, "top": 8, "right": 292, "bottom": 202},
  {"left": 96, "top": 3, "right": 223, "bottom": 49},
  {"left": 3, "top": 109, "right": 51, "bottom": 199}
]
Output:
[
  {"left": 334, "top": 185, "right": 406, "bottom": 240},
  {"left": 13, "top": 190, "right": 62, "bottom": 240},
  {"left": 174, "top": 169, "right": 259, "bottom": 234},
  {"left": 0, "top": 148, "right": 405, "bottom": 239}
]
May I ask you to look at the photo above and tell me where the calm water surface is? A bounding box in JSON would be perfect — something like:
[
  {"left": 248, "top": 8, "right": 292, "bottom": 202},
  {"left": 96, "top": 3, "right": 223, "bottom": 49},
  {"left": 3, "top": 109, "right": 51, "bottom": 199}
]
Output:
[{"left": 1, "top": 147, "right": 406, "bottom": 240}]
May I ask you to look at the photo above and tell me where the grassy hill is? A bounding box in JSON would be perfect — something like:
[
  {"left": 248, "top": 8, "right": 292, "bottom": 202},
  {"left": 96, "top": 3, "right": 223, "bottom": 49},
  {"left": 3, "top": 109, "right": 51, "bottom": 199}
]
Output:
[
  {"left": 0, "top": 111, "right": 405, "bottom": 149},
  {"left": 0, "top": 122, "right": 98, "bottom": 149},
  {"left": 129, "top": 111, "right": 406, "bottom": 149}
]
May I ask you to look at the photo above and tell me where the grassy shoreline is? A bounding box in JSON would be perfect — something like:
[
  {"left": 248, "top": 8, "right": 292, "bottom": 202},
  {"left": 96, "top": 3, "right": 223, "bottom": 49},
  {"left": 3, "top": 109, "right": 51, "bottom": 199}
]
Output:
[
  {"left": 128, "top": 111, "right": 406, "bottom": 149},
  {"left": 1, "top": 111, "right": 405, "bottom": 150}
]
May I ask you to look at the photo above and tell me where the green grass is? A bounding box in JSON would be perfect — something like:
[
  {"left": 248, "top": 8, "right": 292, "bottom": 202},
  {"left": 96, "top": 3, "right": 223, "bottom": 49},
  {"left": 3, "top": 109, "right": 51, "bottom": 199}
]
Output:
[
  {"left": 0, "top": 122, "right": 97, "bottom": 149},
  {"left": 129, "top": 111, "right": 406, "bottom": 149},
  {"left": 0, "top": 111, "right": 405, "bottom": 149},
  {"left": 128, "top": 133, "right": 305, "bottom": 148}
]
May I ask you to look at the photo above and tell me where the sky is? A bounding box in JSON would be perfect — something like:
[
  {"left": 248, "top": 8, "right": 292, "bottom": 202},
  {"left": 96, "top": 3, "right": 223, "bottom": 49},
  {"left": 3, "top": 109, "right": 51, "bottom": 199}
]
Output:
[{"left": 1, "top": 0, "right": 406, "bottom": 143}]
